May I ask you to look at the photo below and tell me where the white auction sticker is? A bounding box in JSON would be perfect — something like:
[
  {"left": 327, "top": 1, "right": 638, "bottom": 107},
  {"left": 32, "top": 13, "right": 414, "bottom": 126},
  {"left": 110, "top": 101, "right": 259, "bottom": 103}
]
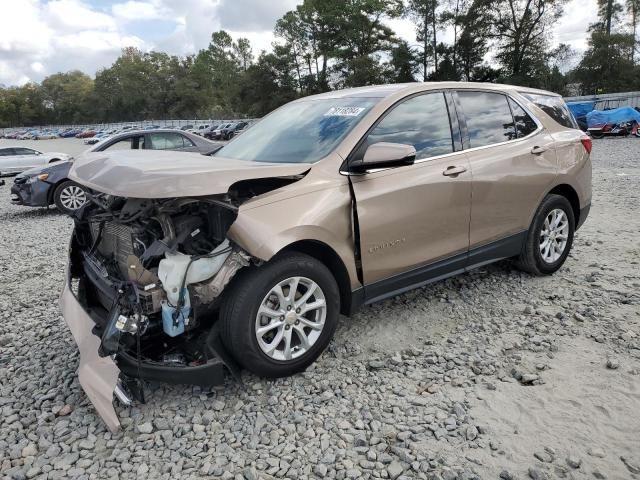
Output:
[{"left": 324, "top": 106, "right": 366, "bottom": 117}]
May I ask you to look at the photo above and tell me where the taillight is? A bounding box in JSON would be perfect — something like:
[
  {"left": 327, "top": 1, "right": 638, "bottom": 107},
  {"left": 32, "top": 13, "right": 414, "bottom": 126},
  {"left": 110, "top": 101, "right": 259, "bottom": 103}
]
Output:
[{"left": 581, "top": 137, "right": 592, "bottom": 154}]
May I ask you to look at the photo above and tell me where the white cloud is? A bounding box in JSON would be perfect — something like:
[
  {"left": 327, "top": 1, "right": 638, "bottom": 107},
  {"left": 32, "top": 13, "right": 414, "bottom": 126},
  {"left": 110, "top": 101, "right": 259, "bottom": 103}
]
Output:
[
  {"left": 0, "top": 0, "right": 149, "bottom": 85},
  {"left": 112, "top": 0, "right": 166, "bottom": 22},
  {"left": 46, "top": 0, "right": 117, "bottom": 31},
  {"left": 553, "top": 0, "right": 598, "bottom": 52},
  {"left": 31, "top": 61, "right": 45, "bottom": 73},
  {"left": 0, "top": 0, "right": 52, "bottom": 56}
]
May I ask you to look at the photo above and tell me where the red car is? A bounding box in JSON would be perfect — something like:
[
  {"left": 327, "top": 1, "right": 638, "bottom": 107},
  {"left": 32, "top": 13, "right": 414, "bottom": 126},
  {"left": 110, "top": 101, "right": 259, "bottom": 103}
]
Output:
[{"left": 75, "top": 130, "right": 96, "bottom": 138}]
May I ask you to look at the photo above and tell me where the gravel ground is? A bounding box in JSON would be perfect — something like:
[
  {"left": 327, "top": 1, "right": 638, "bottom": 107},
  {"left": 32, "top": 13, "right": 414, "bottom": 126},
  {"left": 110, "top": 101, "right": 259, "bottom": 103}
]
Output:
[{"left": 1, "top": 138, "right": 639, "bottom": 480}]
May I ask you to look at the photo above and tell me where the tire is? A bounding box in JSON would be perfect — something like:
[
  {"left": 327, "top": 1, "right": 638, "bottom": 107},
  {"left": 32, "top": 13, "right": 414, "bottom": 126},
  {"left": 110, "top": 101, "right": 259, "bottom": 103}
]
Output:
[
  {"left": 53, "top": 180, "right": 88, "bottom": 214},
  {"left": 516, "top": 194, "right": 575, "bottom": 275},
  {"left": 219, "top": 252, "right": 340, "bottom": 377}
]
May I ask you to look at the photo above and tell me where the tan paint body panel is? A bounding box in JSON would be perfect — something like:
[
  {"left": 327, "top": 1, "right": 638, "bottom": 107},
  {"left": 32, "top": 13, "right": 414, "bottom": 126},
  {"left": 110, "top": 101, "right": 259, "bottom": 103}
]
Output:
[
  {"left": 227, "top": 160, "right": 360, "bottom": 289},
  {"left": 549, "top": 129, "right": 593, "bottom": 208},
  {"left": 466, "top": 131, "right": 558, "bottom": 247},
  {"left": 350, "top": 153, "right": 471, "bottom": 284},
  {"left": 59, "top": 277, "right": 121, "bottom": 433}
]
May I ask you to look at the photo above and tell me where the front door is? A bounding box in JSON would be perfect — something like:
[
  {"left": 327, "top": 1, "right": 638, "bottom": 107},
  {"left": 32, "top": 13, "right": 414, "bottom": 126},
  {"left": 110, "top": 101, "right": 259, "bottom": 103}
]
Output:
[{"left": 348, "top": 92, "right": 472, "bottom": 297}]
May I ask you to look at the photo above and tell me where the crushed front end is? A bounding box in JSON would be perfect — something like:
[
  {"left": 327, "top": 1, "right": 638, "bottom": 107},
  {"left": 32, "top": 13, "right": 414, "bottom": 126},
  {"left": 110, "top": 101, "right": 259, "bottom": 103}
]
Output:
[{"left": 62, "top": 193, "right": 252, "bottom": 431}]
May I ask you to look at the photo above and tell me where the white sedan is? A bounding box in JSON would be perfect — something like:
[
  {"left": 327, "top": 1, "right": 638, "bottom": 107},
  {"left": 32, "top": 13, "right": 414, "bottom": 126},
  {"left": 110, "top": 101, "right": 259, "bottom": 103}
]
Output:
[{"left": 0, "top": 147, "right": 71, "bottom": 175}]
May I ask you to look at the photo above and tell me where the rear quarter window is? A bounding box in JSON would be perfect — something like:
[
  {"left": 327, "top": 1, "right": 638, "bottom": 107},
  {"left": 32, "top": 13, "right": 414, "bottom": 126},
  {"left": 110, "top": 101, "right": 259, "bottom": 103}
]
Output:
[{"left": 521, "top": 93, "right": 578, "bottom": 129}]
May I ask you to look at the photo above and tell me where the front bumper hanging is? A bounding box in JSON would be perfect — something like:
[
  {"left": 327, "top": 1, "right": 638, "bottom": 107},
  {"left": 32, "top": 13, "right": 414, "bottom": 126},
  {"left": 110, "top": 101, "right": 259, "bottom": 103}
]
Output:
[
  {"left": 60, "top": 261, "right": 240, "bottom": 432},
  {"left": 59, "top": 275, "right": 122, "bottom": 432}
]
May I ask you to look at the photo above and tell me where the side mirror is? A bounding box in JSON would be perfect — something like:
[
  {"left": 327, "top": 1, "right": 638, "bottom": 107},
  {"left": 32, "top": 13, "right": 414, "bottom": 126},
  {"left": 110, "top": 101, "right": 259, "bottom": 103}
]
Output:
[{"left": 350, "top": 142, "right": 416, "bottom": 174}]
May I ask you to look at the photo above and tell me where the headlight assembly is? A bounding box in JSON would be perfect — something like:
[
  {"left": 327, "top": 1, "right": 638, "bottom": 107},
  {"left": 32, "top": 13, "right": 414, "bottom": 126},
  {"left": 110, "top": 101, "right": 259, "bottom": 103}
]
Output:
[{"left": 28, "top": 173, "right": 49, "bottom": 183}]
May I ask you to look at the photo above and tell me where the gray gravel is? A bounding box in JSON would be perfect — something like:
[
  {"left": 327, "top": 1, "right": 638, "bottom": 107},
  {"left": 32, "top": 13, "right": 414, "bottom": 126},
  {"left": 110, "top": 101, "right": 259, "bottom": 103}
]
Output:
[{"left": 1, "top": 138, "right": 639, "bottom": 480}]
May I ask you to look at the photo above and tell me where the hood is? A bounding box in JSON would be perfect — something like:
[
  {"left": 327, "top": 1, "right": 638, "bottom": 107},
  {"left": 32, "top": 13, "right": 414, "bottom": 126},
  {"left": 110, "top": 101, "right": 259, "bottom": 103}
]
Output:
[
  {"left": 68, "top": 150, "right": 311, "bottom": 198},
  {"left": 18, "top": 160, "right": 72, "bottom": 178}
]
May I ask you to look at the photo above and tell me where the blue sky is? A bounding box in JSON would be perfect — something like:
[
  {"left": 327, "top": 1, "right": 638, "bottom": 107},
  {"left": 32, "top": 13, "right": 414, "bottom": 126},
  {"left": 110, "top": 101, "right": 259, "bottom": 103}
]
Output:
[{"left": 0, "top": 0, "right": 598, "bottom": 87}]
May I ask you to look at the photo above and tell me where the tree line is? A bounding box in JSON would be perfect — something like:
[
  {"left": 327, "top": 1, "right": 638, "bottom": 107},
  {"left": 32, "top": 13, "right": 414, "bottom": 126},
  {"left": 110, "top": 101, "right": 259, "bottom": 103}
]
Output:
[{"left": 1, "top": 0, "right": 639, "bottom": 128}]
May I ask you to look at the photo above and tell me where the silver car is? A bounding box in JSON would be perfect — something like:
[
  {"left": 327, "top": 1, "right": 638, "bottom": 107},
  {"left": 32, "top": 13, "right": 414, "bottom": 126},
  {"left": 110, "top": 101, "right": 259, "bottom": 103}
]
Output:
[{"left": 0, "top": 146, "right": 70, "bottom": 175}]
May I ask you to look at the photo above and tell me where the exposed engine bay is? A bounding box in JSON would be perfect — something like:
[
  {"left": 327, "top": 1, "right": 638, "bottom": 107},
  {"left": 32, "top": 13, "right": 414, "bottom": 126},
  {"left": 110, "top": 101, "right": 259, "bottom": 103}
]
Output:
[{"left": 69, "top": 192, "right": 256, "bottom": 389}]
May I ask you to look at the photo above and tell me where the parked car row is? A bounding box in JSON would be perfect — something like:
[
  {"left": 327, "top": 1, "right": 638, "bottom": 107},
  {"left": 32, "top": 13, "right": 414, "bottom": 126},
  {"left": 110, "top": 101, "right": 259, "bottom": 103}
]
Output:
[
  {"left": 2, "top": 121, "right": 253, "bottom": 141},
  {"left": 9, "top": 129, "right": 221, "bottom": 214}
]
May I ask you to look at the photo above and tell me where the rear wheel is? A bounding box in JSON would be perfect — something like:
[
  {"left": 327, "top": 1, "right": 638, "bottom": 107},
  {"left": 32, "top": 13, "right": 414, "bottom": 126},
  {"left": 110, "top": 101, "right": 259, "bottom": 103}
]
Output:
[
  {"left": 54, "top": 180, "right": 87, "bottom": 214},
  {"left": 516, "top": 194, "right": 575, "bottom": 275},
  {"left": 219, "top": 253, "right": 340, "bottom": 377}
]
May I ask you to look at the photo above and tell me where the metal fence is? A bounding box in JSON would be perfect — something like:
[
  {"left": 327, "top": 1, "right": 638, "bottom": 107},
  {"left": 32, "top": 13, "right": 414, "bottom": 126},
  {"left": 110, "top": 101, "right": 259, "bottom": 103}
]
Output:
[
  {"left": 564, "top": 91, "right": 640, "bottom": 109},
  {"left": 0, "top": 118, "right": 260, "bottom": 137}
]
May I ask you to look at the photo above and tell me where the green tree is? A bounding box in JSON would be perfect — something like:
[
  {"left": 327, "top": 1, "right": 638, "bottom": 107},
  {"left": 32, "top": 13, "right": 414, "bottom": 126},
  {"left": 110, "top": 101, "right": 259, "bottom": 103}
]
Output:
[
  {"left": 387, "top": 40, "right": 420, "bottom": 82},
  {"left": 234, "top": 38, "right": 253, "bottom": 72},
  {"left": 491, "top": 0, "right": 568, "bottom": 85},
  {"left": 235, "top": 51, "right": 298, "bottom": 116},
  {"left": 0, "top": 83, "right": 47, "bottom": 127},
  {"left": 405, "top": 0, "right": 440, "bottom": 80},
  {"left": 628, "top": 0, "right": 640, "bottom": 61},
  {"left": 572, "top": 32, "right": 636, "bottom": 93},
  {"left": 332, "top": 0, "right": 403, "bottom": 86},
  {"left": 40, "top": 71, "right": 94, "bottom": 124},
  {"left": 456, "top": 0, "right": 493, "bottom": 80}
]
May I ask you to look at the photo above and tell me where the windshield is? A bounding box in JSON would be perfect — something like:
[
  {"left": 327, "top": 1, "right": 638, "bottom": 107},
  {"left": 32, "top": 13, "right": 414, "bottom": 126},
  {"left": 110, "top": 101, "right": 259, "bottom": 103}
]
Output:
[{"left": 215, "top": 98, "right": 378, "bottom": 163}]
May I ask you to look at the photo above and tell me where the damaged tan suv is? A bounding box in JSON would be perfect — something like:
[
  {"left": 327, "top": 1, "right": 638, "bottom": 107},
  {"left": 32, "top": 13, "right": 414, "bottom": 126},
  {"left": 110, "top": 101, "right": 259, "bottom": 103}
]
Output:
[{"left": 61, "top": 82, "right": 591, "bottom": 430}]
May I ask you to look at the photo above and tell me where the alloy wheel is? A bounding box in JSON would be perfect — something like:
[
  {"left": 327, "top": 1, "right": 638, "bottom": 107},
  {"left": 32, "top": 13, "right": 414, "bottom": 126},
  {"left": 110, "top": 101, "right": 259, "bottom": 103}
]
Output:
[
  {"left": 59, "top": 185, "right": 87, "bottom": 211},
  {"left": 255, "top": 276, "right": 327, "bottom": 361},
  {"left": 539, "top": 208, "right": 569, "bottom": 263}
]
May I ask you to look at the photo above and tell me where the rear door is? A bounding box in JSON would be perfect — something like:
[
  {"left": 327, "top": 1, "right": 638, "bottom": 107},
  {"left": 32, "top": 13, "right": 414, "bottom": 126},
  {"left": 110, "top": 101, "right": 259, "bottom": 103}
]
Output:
[
  {"left": 349, "top": 91, "right": 472, "bottom": 296},
  {"left": 0, "top": 148, "right": 17, "bottom": 172},
  {"left": 454, "top": 90, "right": 558, "bottom": 253}
]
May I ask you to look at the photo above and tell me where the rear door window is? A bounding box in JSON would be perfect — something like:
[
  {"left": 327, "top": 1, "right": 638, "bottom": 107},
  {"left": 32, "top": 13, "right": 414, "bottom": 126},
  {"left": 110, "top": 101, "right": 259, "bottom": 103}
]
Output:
[
  {"left": 457, "top": 91, "right": 516, "bottom": 147},
  {"left": 357, "top": 92, "right": 454, "bottom": 161},
  {"left": 14, "top": 148, "right": 37, "bottom": 155},
  {"left": 508, "top": 98, "right": 538, "bottom": 138},
  {"left": 149, "top": 132, "right": 186, "bottom": 150},
  {"left": 101, "top": 135, "right": 145, "bottom": 151},
  {"left": 521, "top": 93, "right": 578, "bottom": 129}
]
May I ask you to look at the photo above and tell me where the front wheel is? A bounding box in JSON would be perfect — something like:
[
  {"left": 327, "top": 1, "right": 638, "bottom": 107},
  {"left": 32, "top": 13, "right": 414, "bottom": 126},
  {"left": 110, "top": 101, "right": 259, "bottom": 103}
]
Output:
[
  {"left": 53, "top": 180, "right": 87, "bottom": 214},
  {"left": 516, "top": 194, "right": 575, "bottom": 275},
  {"left": 219, "top": 253, "right": 340, "bottom": 377}
]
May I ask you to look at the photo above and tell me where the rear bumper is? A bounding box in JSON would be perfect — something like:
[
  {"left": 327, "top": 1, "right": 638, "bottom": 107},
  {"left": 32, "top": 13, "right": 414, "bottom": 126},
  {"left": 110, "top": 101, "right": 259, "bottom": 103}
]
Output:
[
  {"left": 59, "top": 274, "right": 122, "bottom": 432},
  {"left": 577, "top": 202, "right": 591, "bottom": 230}
]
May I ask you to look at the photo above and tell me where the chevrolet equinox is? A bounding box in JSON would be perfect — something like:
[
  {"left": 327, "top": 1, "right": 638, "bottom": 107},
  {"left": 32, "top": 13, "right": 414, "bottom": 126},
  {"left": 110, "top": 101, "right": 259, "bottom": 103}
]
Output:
[{"left": 61, "top": 82, "right": 592, "bottom": 430}]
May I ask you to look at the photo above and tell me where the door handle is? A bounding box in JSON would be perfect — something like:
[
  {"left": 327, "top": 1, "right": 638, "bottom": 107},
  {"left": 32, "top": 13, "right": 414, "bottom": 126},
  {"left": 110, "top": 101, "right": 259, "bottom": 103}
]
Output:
[
  {"left": 531, "top": 146, "right": 547, "bottom": 155},
  {"left": 442, "top": 165, "right": 467, "bottom": 176}
]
